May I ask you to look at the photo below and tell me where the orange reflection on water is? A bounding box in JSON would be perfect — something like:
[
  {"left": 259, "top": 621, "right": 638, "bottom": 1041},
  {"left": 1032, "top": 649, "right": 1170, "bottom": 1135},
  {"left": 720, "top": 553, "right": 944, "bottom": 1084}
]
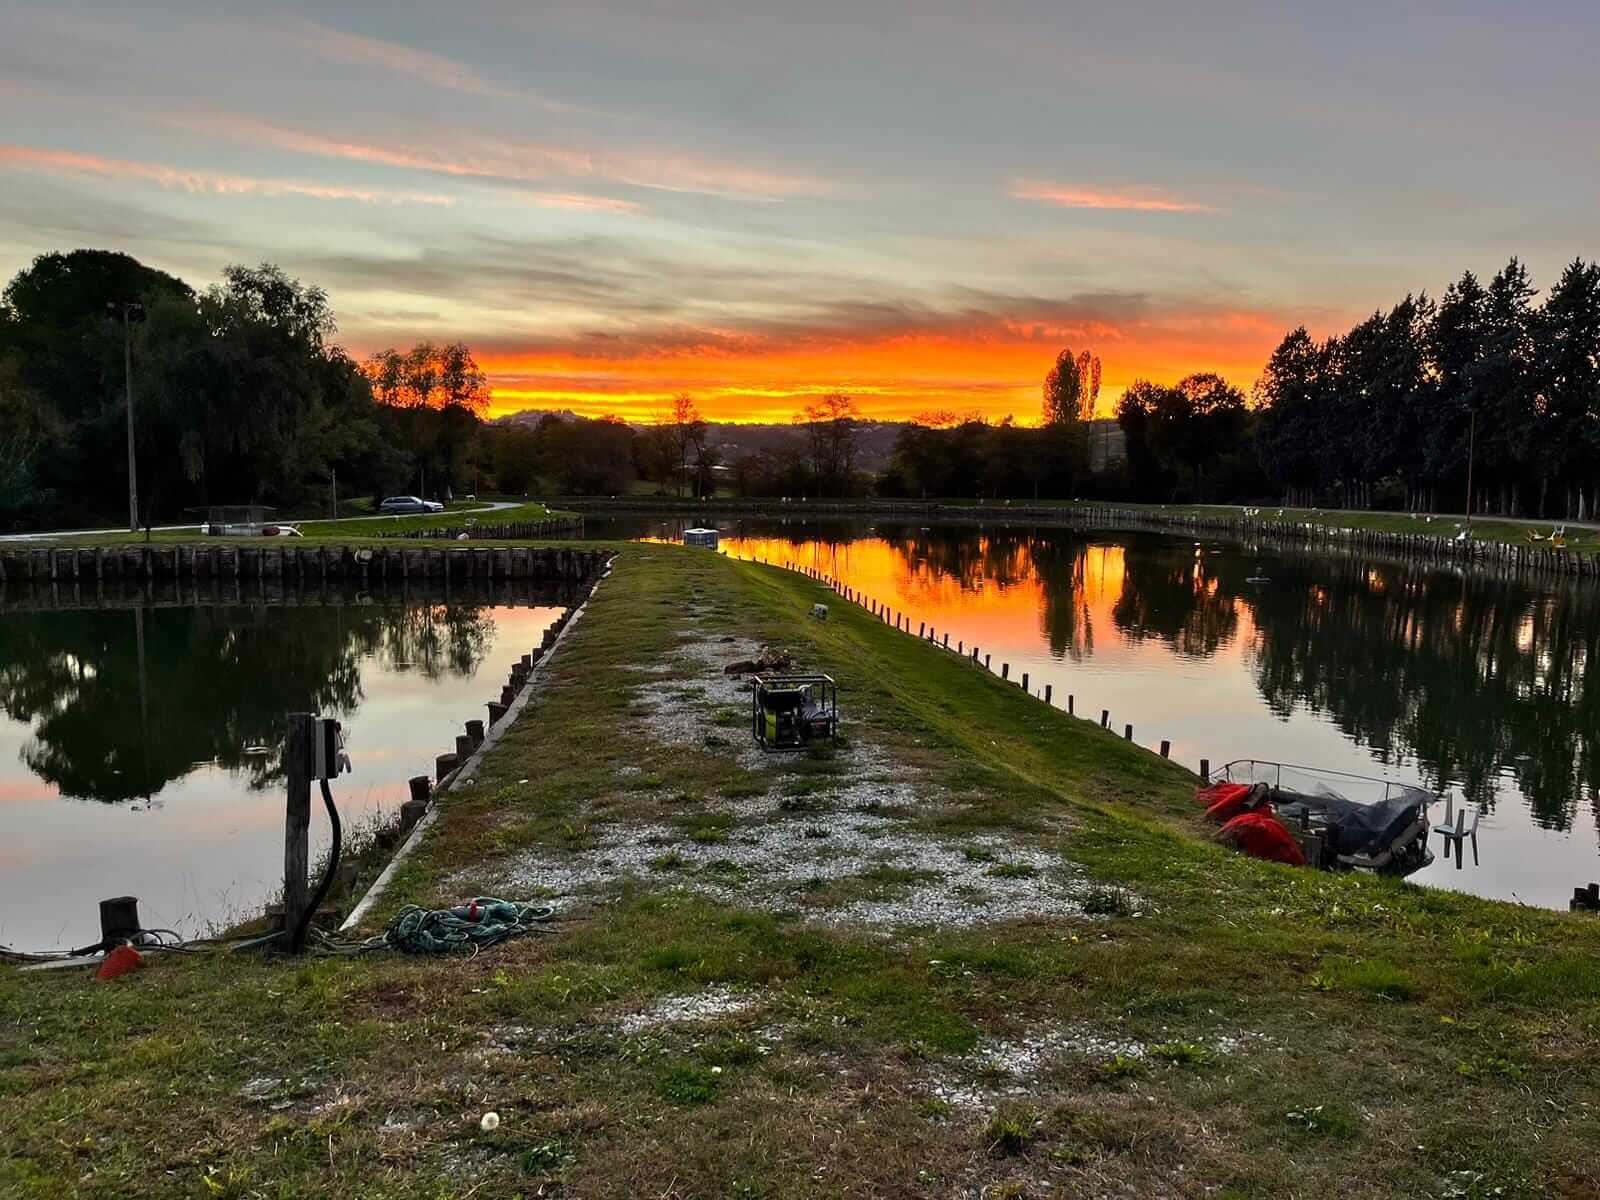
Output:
[{"left": 720, "top": 532, "right": 1249, "bottom": 670}]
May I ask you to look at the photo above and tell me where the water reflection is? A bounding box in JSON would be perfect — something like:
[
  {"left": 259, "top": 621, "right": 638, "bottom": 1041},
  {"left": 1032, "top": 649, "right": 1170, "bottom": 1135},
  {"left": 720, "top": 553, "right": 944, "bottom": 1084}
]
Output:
[
  {"left": 0, "top": 602, "right": 493, "bottom": 802},
  {"left": 0, "top": 589, "right": 566, "bottom": 948},
  {"left": 604, "top": 514, "right": 1600, "bottom": 905}
]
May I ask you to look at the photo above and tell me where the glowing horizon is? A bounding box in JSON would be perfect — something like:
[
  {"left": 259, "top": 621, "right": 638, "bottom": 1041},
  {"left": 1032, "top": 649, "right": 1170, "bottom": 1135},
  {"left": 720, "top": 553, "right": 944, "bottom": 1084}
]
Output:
[{"left": 4, "top": 2, "right": 1596, "bottom": 427}]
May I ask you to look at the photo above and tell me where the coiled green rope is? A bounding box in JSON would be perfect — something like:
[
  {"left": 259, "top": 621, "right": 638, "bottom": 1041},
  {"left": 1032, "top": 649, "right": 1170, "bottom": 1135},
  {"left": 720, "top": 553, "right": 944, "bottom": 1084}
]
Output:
[{"left": 374, "top": 898, "right": 556, "bottom": 956}]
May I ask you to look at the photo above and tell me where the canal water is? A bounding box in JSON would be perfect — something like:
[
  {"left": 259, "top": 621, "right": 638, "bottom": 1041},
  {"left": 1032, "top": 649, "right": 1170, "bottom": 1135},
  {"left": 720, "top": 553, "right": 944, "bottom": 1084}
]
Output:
[
  {"left": 0, "top": 590, "right": 565, "bottom": 951},
  {"left": 595, "top": 514, "right": 1600, "bottom": 910}
]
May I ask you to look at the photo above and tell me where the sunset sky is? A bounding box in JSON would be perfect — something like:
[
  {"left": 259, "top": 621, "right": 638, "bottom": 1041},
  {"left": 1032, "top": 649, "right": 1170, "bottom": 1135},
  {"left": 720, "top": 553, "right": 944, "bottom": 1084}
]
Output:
[{"left": 3, "top": 2, "right": 1597, "bottom": 422}]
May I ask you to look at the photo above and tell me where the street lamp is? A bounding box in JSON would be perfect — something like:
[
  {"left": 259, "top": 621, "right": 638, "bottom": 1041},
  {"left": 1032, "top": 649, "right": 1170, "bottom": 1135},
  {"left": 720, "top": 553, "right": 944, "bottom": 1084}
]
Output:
[{"left": 108, "top": 301, "right": 144, "bottom": 533}]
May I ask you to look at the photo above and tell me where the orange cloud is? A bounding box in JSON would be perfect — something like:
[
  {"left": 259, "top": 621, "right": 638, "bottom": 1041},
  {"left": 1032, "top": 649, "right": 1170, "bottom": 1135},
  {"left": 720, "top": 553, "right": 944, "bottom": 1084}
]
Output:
[
  {"left": 0, "top": 143, "right": 456, "bottom": 206},
  {"left": 182, "top": 115, "right": 830, "bottom": 201},
  {"left": 1009, "top": 178, "right": 1218, "bottom": 214}
]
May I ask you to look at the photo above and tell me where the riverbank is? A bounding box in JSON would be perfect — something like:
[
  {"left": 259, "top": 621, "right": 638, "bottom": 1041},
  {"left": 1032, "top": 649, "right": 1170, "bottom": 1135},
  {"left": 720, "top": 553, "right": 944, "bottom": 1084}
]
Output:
[
  {"left": 5, "top": 545, "right": 1599, "bottom": 1198},
  {"left": 11, "top": 501, "right": 569, "bottom": 546},
  {"left": 564, "top": 495, "right": 1600, "bottom": 573}
]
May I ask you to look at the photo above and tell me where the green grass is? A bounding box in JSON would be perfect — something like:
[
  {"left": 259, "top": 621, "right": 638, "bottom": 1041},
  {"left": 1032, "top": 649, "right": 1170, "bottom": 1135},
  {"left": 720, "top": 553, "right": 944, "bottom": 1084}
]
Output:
[
  {"left": 4, "top": 544, "right": 1600, "bottom": 1198},
  {"left": 46, "top": 500, "right": 565, "bottom": 545}
]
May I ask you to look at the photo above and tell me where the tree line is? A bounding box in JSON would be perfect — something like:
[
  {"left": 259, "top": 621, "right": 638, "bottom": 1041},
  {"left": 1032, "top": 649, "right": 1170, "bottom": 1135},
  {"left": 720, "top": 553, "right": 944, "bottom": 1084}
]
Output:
[
  {"left": 7, "top": 246, "right": 1598, "bottom": 524},
  {"left": 0, "top": 249, "right": 508, "bottom": 528},
  {"left": 1254, "top": 257, "right": 1600, "bottom": 518},
  {"left": 0, "top": 249, "right": 890, "bottom": 525}
]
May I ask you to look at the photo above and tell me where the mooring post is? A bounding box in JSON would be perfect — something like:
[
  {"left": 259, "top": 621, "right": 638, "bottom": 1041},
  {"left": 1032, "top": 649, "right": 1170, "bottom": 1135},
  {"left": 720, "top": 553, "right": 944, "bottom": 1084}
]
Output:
[
  {"left": 465, "top": 719, "right": 485, "bottom": 748},
  {"left": 1002, "top": 663, "right": 1009, "bottom": 680},
  {"left": 283, "top": 712, "right": 314, "bottom": 952},
  {"left": 1045, "top": 683, "right": 1052, "bottom": 705},
  {"left": 1124, "top": 724, "right": 1133, "bottom": 741},
  {"left": 1199, "top": 757, "right": 1210, "bottom": 782},
  {"left": 455, "top": 734, "right": 474, "bottom": 762},
  {"left": 943, "top": 633, "right": 949, "bottom": 648},
  {"left": 436, "top": 752, "right": 458, "bottom": 781},
  {"left": 1160, "top": 739, "right": 1171, "bottom": 758},
  {"left": 1100, "top": 709, "right": 1109, "bottom": 728},
  {"left": 1021, "top": 671, "right": 1029, "bottom": 692},
  {"left": 1068, "top": 694, "right": 1074, "bottom": 714},
  {"left": 985, "top": 654, "right": 991, "bottom": 669}
]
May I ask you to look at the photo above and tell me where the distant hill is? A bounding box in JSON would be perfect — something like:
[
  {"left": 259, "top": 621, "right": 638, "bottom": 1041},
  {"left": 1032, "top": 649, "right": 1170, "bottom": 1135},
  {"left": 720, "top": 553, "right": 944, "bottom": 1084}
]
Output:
[
  {"left": 495, "top": 410, "right": 907, "bottom": 471},
  {"left": 495, "top": 410, "right": 1125, "bottom": 471}
]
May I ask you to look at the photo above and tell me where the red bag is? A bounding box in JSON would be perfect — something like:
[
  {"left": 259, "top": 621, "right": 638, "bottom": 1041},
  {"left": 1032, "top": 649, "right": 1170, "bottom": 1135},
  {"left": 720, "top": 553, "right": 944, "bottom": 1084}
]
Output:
[
  {"left": 1190, "top": 784, "right": 1248, "bottom": 812},
  {"left": 1216, "top": 809, "right": 1306, "bottom": 866},
  {"left": 1196, "top": 780, "right": 1267, "bottom": 825}
]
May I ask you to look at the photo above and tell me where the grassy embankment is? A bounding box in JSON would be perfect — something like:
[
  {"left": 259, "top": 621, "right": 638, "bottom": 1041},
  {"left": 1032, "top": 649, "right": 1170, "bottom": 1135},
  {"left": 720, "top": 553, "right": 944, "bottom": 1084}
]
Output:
[
  {"left": 564, "top": 495, "right": 1600, "bottom": 553},
  {"left": 42, "top": 500, "right": 563, "bottom": 546},
  {"left": 1128, "top": 502, "right": 1600, "bottom": 553},
  {"left": 4, "top": 544, "right": 1599, "bottom": 1198}
]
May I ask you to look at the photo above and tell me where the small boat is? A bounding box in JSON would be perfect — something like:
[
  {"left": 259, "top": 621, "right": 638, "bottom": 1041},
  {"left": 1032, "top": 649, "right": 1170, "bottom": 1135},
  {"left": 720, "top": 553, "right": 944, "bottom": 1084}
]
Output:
[{"left": 1198, "top": 759, "right": 1437, "bottom": 877}]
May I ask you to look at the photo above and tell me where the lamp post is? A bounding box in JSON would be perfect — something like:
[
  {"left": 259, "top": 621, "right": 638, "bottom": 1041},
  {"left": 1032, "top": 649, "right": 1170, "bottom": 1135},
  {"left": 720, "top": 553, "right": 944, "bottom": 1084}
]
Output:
[{"left": 109, "top": 301, "right": 144, "bottom": 532}]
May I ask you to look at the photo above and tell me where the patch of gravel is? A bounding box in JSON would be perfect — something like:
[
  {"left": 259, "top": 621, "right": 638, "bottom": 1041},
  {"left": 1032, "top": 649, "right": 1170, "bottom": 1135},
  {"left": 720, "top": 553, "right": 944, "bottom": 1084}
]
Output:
[
  {"left": 466, "top": 625, "right": 1116, "bottom": 929},
  {"left": 631, "top": 634, "right": 772, "bottom": 767},
  {"left": 926, "top": 1022, "right": 1272, "bottom": 1112},
  {"left": 617, "top": 986, "right": 761, "bottom": 1034},
  {"left": 476, "top": 810, "right": 1089, "bottom": 928}
]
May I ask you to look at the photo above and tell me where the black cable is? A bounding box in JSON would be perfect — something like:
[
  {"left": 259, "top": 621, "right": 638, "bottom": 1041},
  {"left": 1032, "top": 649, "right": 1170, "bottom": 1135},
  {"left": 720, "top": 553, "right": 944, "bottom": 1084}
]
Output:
[{"left": 291, "top": 777, "right": 342, "bottom": 953}]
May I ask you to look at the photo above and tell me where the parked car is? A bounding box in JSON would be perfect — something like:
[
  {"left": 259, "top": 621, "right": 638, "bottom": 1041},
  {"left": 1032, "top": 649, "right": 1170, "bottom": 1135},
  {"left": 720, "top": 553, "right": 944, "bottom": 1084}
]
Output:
[{"left": 379, "top": 496, "right": 444, "bottom": 515}]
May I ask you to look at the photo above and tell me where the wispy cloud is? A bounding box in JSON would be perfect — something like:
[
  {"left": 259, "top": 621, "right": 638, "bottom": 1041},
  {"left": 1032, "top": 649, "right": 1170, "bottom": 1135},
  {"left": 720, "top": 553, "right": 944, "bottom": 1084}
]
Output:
[
  {"left": 1009, "top": 178, "right": 1219, "bottom": 214},
  {"left": 179, "top": 114, "right": 830, "bottom": 202},
  {"left": 274, "top": 18, "right": 585, "bottom": 113},
  {"left": 515, "top": 190, "right": 647, "bottom": 214},
  {"left": 0, "top": 143, "right": 457, "bottom": 206}
]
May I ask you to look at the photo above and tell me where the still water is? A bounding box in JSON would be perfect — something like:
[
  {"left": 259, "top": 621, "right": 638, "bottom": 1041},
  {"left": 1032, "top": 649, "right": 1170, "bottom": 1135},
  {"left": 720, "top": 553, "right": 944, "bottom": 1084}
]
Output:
[
  {"left": 0, "top": 589, "right": 564, "bottom": 950},
  {"left": 596, "top": 514, "right": 1600, "bottom": 910}
]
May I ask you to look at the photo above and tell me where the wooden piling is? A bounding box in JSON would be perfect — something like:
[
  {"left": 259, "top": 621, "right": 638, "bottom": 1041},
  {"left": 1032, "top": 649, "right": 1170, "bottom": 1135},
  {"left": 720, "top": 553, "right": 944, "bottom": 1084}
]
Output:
[
  {"left": 1199, "top": 758, "right": 1210, "bottom": 782},
  {"left": 465, "top": 719, "right": 485, "bottom": 747},
  {"left": 1124, "top": 723, "right": 1133, "bottom": 741},
  {"left": 487, "top": 700, "right": 508, "bottom": 726},
  {"left": 1044, "top": 684, "right": 1052, "bottom": 704},
  {"left": 436, "top": 752, "right": 459, "bottom": 782},
  {"left": 1100, "top": 710, "right": 1109, "bottom": 728},
  {"left": 1160, "top": 740, "right": 1171, "bottom": 758},
  {"left": 282, "top": 712, "right": 314, "bottom": 951}
]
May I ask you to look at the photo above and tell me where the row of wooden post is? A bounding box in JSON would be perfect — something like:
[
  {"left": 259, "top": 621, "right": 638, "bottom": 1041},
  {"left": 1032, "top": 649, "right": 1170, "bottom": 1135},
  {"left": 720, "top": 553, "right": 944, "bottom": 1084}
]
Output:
[
  {"left": 770, "top": 557, "right": 1204, "bottom": 781},
  {"left": 279, "top": 594, "right": 583, "bottom": 951}
]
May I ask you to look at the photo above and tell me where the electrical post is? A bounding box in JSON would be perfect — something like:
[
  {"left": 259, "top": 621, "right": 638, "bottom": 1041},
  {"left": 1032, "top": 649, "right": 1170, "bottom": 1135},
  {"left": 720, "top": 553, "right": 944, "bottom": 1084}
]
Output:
[{"left": 283, "top": 713, "right": 314, "bottom": 951}]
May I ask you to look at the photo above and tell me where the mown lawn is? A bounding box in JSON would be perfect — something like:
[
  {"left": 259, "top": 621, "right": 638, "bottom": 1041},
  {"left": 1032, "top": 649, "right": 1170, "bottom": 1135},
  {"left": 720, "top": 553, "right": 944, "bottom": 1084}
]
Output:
[{"left": 3, "top": 545, "right": 1598, "bottom": 1199}]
